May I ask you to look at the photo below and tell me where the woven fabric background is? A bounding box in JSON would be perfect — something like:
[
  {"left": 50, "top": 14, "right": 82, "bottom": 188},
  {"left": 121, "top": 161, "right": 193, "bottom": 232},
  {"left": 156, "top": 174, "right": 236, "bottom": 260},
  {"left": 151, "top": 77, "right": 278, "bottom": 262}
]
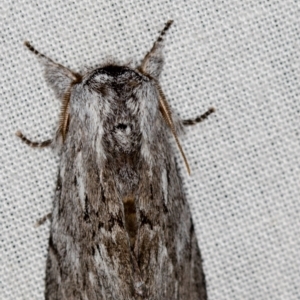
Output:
[{"left": 1, "top": 0, "right": 299, "bottom": 299}]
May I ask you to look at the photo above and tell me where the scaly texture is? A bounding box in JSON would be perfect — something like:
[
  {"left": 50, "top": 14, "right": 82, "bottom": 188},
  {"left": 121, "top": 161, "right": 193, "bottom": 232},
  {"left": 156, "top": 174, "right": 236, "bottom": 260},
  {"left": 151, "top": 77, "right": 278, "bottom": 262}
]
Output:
[{"left": 18, "top": 21, "right": 208, "bottom": 300}]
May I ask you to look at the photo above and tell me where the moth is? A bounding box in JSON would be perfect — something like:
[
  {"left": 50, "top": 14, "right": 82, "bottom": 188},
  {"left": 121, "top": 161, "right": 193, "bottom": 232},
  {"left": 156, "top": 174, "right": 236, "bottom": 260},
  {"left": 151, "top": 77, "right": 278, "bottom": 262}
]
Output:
[{"left": 17, "top": 20, "right": 214, "bottom": 300}]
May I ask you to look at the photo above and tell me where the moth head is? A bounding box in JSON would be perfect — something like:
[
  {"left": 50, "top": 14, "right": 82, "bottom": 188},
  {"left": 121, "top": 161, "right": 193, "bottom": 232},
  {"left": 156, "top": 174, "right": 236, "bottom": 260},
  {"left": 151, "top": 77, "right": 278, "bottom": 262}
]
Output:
[
  {"left": 79, "top": 64, "right": 147, "bottom": 153},
  {"left": 25, "top": 20, "right": 190, "bottom": 172}
]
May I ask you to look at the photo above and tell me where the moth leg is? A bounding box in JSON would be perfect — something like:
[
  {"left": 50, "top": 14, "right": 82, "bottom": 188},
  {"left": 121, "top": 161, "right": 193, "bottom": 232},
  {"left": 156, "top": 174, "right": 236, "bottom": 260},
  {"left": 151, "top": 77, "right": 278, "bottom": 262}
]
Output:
[
  {"left": 35, "top": 213, "right": 52, "bottom": 227},
  {"left": 183, "top": 107, "right": 215, "bottom": 126},
  {"left": 16, "top": 130, "right": 52, "bottom": 148}
]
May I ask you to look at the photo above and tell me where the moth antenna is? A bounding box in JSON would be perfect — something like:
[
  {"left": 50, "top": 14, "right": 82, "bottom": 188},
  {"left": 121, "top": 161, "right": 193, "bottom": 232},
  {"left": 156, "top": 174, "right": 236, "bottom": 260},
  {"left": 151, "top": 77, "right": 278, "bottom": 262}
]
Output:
[
  {"left": 171, "top": 126, "right": 191, "bottom": 175},
  {"left": 58, "top": 88, "right": 71, "bottom": 141},
  {"left": 24, "top": 41, "right": 82, "bottom": 142},
  {"left": 24, "top": 41, "right": 46, "bottom": 58},
  {"left": 139, "top": 20, "right": 173, "bottom": 76},
  {"left": 155, "top": 83, "right": 191, "bottom": 175},
  {"left": 24, "top": 41, "right": 82, "bottom": 82},
  {"left": 16, "top": 131, "right": 52, "bottom": 148},
  {"left": 156, "top": 20, "right": 173, "bottom": 42}
]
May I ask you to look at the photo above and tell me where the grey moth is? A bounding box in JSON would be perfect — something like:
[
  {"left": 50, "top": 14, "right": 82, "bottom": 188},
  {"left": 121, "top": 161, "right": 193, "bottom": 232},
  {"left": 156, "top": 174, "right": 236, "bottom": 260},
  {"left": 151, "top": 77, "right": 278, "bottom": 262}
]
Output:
[{"left": 17, "top": 20, "right": 214, "bottom": 300}]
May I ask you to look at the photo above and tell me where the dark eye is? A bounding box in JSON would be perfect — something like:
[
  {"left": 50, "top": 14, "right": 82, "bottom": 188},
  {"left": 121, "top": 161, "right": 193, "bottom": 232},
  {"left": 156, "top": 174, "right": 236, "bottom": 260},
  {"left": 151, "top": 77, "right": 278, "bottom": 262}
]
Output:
[{"left": 116, "top": 123, "right": 128, "bottom": 130}]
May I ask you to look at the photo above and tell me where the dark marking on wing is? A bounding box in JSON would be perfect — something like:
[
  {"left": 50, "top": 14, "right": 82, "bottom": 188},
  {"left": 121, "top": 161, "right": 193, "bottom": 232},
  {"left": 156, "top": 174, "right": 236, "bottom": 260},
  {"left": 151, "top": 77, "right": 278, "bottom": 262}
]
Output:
[
  {"left": 83, "top": 195, "right": 90, "bottom": 222},
  {"left": 123, "top": 195, "right": 138, "bottom": 248},
  {"left": 108, "top": 211, "right": 124, "bottom": 230},
  {"left": 139, "top": 210, "right": 153, "bottom": 230}
]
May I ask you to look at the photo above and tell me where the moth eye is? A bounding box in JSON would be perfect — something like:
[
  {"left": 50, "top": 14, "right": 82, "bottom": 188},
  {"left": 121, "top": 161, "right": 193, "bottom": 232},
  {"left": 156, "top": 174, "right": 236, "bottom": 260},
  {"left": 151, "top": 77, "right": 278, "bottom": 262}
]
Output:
[{"left": 116, "top": 123, "right": 128, "bottom": 130}]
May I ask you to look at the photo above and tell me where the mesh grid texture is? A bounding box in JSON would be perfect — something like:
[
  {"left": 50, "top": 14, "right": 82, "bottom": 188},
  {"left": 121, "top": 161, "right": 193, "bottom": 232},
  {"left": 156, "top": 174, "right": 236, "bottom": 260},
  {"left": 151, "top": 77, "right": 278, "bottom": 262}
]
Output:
[{"left": 1, "top": 0, "right": 299, "bottom": 299}]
